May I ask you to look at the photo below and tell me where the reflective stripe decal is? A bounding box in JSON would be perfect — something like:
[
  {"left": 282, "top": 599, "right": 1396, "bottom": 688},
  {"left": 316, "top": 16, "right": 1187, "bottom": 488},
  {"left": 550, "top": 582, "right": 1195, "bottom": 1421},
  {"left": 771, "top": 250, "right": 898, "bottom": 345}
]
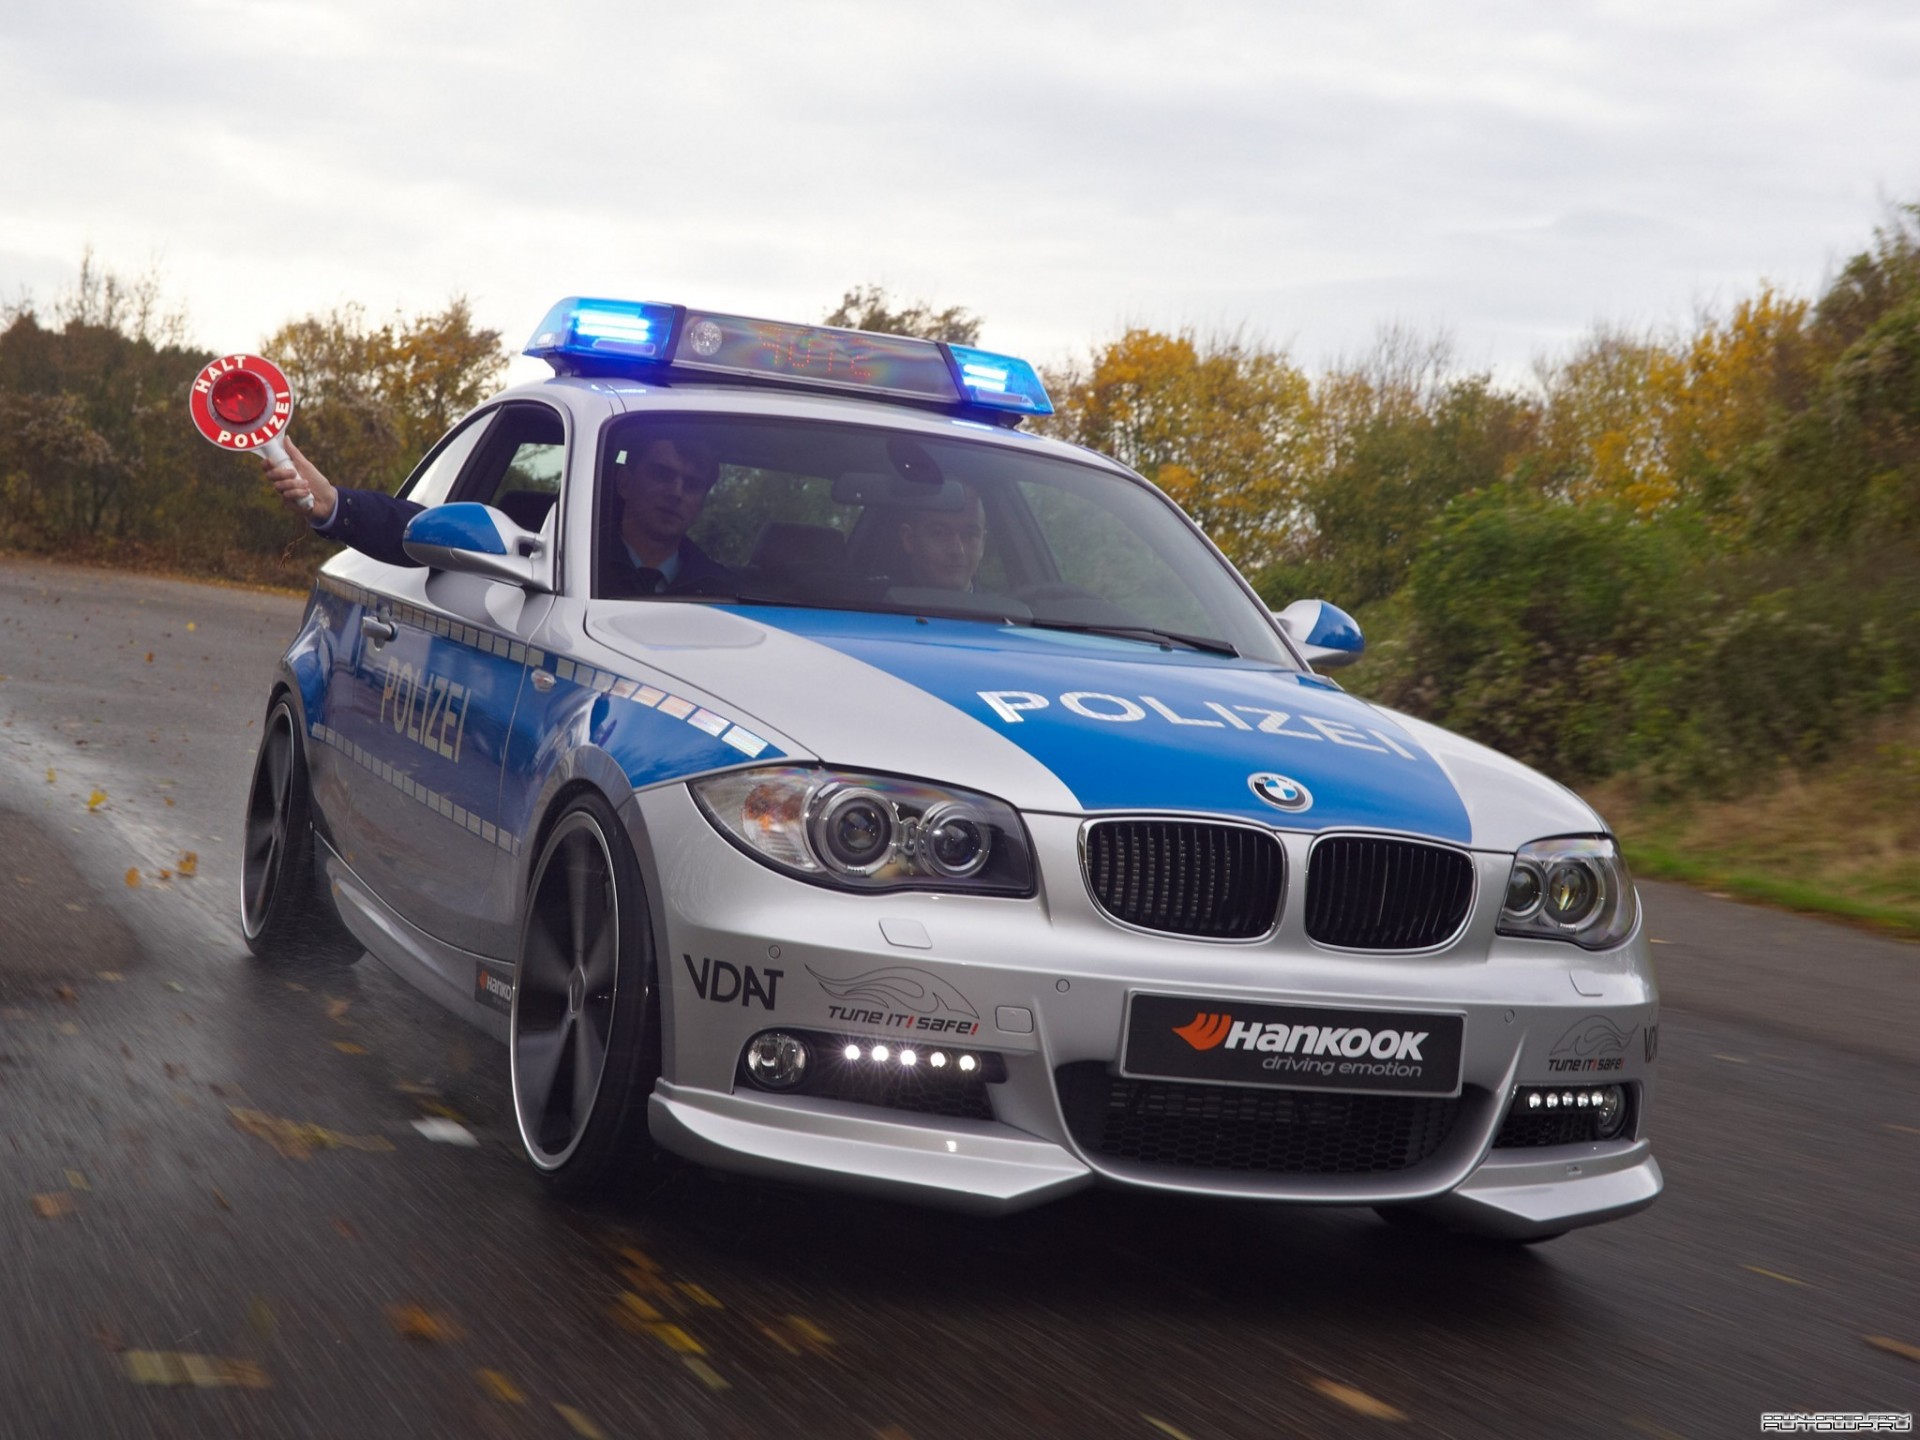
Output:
[{"left": 311, "top": 720, "right": 522, "bottom": 854}]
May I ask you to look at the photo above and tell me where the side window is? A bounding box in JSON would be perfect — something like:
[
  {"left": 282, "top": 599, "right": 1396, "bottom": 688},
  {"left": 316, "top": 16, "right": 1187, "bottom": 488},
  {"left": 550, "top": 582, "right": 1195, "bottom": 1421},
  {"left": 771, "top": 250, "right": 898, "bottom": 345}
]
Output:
[
  {"left": 456, "top": 404, "right": 567, "bottom": 535},
  {"left": 395, "top": 411, "right": 494, "bottom": 508}
]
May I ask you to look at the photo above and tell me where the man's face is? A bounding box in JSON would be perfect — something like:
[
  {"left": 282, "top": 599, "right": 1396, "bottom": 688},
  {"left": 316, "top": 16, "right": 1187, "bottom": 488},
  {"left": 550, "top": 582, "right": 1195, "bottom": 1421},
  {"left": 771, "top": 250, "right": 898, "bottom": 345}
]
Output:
[
  {"left": 617, "top": 439, "right": 717, "bottom": 551},
  {"left": 899, "top": 493, "right": 986, "bottom": 589}
]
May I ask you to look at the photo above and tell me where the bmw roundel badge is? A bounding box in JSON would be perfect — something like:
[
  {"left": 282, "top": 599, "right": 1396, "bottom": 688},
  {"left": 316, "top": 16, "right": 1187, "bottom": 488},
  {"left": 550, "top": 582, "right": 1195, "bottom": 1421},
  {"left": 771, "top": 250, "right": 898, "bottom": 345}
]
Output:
[{"left": 1248, "top": 772, "right": 1313, "bottom": 812}]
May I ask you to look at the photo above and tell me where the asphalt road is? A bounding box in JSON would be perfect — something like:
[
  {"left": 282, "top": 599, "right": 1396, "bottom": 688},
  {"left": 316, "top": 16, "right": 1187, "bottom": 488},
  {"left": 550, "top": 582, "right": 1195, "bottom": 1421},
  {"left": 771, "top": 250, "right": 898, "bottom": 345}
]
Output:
[{"left": 1, "top": 555, "right": 1915, "bottom": 1440}]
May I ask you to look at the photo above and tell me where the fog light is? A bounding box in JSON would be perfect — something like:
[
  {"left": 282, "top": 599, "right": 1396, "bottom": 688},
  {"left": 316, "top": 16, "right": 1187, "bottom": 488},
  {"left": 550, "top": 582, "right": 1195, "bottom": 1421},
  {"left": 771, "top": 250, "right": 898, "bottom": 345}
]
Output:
[
  {"left": 744, "top": 1032, "right": 809, "bottom": 1091},
  {"left": 1593, "top": 1085, "right": 1628, "bottom": 1139}
]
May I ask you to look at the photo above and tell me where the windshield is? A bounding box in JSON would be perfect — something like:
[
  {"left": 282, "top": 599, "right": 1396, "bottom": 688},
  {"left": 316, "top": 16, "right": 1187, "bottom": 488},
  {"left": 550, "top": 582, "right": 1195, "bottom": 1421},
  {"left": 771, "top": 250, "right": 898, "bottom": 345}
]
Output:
[{"left": 591, "top": 413, "right": 1297, "bottom": 666}]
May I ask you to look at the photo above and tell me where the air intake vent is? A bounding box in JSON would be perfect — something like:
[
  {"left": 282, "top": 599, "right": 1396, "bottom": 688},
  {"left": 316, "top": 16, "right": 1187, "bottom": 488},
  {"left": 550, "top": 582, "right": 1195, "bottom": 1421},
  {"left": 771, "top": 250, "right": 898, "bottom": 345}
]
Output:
[
  {"left": 1305, "top": 836, "right": 1474, "bottom": 950},
  {"left": 1056, "top": 1064, "right": 1461, "bottom": 1174},
  {"left": 1083, "top": 820, "right": 1283, "bottom": 939}
]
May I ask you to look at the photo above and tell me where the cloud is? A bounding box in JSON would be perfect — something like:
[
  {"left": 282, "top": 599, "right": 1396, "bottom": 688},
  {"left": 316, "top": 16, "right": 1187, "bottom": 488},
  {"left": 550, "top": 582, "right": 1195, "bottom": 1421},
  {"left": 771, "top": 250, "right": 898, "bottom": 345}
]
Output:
[{"left": 2, "top": 0, "right": 1916, "bottom": 380}]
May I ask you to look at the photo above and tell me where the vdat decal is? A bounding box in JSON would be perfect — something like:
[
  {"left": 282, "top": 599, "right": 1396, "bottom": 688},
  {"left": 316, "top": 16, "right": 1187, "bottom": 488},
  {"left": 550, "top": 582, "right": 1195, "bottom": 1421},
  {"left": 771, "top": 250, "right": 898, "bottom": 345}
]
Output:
[{"left": 684, "top": 955, "right": 783, "bottom": 1009}]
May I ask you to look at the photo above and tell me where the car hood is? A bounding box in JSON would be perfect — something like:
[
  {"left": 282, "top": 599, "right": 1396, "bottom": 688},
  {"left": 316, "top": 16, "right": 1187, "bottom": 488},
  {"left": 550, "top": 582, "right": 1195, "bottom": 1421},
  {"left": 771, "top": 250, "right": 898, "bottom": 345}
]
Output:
[{"left": 584, "top": 605, "right": 1602, "bottom": 851}]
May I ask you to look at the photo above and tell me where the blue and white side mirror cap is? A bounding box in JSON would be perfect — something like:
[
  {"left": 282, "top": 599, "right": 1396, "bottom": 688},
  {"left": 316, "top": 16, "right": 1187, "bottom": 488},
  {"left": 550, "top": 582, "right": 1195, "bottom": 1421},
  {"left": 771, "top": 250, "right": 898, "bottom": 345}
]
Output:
[
  {"left": 402, "top": 502, "right": 551, "bottom": 591},
  {"left": 1274, "top": 598, "right": 1365, "bottom": 669}
]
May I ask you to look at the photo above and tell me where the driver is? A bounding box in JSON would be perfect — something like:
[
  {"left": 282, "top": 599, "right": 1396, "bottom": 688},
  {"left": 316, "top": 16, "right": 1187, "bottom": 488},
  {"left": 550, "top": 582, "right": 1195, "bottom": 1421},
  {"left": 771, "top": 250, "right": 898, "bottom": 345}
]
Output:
[
  {"left": 896, "top": 483, "right": 986, "bottom": 591},
  {"left": 261, "top": 432, "right": 730, "bottom": 596}
]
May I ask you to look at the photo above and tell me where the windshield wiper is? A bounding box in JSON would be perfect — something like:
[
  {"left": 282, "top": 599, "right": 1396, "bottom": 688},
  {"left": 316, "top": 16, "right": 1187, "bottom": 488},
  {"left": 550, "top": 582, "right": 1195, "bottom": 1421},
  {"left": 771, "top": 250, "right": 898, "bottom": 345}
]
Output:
[{"left": 1027, "top": 619, "right": 1238, "bottom": 657}]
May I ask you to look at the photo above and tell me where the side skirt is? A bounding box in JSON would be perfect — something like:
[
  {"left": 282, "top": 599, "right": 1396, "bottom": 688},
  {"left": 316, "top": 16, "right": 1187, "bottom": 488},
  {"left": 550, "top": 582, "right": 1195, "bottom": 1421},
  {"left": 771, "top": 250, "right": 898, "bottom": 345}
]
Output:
[{"left": 319, "top": 839, "right": 511, "bottom": 1043}]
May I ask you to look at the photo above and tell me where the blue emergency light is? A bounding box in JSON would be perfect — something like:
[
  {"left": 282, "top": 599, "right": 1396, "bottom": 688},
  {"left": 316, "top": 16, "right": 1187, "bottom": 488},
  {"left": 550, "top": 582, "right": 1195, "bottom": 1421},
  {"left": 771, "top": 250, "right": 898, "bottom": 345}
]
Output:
[{"left": 523, "top": 297, "right": 1053, "bottom": 420}]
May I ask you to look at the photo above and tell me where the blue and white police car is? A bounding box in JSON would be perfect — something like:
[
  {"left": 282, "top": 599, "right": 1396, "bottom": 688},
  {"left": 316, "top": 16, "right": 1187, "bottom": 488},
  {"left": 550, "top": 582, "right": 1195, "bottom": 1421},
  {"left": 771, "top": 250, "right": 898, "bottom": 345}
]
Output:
[{"left": 241, "top": 297, "right": 1660, "bottom": 1240}]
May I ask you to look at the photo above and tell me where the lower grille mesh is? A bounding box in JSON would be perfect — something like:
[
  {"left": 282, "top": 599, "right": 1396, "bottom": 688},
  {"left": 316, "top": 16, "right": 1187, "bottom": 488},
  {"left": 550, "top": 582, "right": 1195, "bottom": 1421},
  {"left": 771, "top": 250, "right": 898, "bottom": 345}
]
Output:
[
  {"left": 1056, "top": 1063, "right": 1461, "bottom": 1174},
  {"left": 1083, "top": 820, "right": 1282, "bottom": 939}
]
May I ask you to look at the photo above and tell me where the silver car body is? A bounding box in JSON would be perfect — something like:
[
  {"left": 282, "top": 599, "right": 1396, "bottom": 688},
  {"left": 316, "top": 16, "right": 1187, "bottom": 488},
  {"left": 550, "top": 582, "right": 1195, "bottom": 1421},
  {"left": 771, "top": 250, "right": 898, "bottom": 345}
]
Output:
[{"left": 285, "top": 370, "right": 1661, "bottom": 1241}]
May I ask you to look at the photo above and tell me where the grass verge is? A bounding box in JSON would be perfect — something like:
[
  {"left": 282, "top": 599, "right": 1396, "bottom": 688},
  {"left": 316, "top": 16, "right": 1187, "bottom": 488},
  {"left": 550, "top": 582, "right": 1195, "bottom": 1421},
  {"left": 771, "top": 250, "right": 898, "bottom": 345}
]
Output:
[{"left": 1583, "top": 709, "right": 1920, "bottom": 943}]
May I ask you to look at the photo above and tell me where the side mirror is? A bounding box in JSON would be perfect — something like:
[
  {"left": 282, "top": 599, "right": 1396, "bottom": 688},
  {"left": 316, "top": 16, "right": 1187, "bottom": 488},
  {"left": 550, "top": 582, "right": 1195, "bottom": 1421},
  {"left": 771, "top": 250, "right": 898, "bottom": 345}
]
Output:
[
  {"left": 402, "top": 503, "right": 551, "bottom": 591},
  {"left": 1274, "top": 598, "right": 1364, "bottom": 669}
]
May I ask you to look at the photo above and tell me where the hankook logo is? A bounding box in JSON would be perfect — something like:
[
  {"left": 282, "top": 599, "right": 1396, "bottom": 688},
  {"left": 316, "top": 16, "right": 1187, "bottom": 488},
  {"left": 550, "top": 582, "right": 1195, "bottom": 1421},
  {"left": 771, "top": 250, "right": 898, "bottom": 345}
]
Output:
[
  {"left": 1248, "top": 772, "right": 1312, "bottom": 812},
  {"left": 1173, "top": 1009, "right": 1429, "bottom": 1060}
]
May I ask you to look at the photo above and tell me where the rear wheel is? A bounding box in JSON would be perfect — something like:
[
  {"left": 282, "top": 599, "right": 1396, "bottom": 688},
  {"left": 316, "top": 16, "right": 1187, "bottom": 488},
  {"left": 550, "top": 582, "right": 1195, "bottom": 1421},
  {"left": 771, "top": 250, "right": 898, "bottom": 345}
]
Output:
[
  {"left": 510, "top": 793, "right": 664, "bottom": 1197},
  {"left": 240, "top": 697, "right": 361, "bottom": 963}
]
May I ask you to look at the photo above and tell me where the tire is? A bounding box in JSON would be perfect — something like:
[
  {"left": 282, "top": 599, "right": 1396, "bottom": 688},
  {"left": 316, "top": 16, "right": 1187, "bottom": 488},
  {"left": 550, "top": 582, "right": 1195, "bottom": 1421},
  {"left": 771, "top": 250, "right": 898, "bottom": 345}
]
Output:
[
  {"left": 509, "top": 792, "right": 664, "bottom": 1198},
  {"left": 240, "top": 697, "right": 362, "bottom": 964}
]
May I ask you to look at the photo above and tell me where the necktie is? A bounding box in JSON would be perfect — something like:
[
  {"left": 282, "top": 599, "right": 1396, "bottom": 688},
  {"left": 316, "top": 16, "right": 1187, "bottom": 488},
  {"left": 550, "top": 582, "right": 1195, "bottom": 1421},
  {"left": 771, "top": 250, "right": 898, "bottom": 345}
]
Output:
[{"left": 631, "top": 566, "right": 665, "bottom": 595}]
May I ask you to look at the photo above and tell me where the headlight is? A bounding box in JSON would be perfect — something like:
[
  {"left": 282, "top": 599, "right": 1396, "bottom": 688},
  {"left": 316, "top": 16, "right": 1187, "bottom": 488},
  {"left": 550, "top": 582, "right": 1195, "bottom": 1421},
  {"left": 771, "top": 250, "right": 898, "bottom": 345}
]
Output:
[
  {"left": 690, "top": 766, "right": 1036, "bottom": 895},
  {"left": 1497, "top": 836, "right": 1636, "bottom": 950}
]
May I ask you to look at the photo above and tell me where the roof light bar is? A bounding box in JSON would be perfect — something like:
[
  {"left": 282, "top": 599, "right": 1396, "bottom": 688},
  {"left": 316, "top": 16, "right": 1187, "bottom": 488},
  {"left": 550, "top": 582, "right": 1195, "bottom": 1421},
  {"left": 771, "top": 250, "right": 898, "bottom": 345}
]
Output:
[
  {"left": 946, "top": 344, "right": 1054, "bottom": 416},
  {"left": 525, "top": 296, "right": 679, "bottom": 366},
  {"left": 522, "top": 296, "right": 1052, "bottom": 419}
]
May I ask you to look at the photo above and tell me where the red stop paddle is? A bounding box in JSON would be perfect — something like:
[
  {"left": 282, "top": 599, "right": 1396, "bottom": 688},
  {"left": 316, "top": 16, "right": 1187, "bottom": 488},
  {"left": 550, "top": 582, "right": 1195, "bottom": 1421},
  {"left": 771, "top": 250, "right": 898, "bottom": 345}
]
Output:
[{"left": 187, "top": 354, "right": 308, "bottom": 509}]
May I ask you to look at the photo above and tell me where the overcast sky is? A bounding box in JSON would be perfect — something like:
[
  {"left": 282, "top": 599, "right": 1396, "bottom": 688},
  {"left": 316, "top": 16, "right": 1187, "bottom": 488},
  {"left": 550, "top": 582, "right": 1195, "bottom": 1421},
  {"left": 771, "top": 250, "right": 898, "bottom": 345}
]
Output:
[{"left": 4, "top": 0, "right": 1917, "bottom": 389}]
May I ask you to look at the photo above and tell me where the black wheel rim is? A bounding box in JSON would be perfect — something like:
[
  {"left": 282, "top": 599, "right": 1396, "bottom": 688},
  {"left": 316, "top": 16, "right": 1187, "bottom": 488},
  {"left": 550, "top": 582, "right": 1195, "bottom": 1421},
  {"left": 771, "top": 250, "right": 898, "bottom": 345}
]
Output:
[
  {"left": 511, "top": 814, "right": 620, "bottom": 1169},
  {"left": 242, "top": 706, "right": 295, "bottom": 937}
]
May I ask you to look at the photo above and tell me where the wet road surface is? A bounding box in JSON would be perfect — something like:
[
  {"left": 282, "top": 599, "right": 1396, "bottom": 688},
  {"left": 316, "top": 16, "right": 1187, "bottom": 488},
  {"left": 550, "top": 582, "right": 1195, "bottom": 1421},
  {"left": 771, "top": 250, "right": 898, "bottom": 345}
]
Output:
[{"left": 1, "top": 556, "right": 1916, "bottom": 1439}]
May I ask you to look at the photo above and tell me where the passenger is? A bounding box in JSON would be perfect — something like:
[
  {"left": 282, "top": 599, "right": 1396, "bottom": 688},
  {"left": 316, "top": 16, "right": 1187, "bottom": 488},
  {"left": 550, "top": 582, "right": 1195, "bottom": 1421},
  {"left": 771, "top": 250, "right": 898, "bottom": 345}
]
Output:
[
  {"left": 896, "top": 483, "right": 987, "bottom": 591},
  {"left": 261, "top": 433, "right": 729, "bottom": 595}
]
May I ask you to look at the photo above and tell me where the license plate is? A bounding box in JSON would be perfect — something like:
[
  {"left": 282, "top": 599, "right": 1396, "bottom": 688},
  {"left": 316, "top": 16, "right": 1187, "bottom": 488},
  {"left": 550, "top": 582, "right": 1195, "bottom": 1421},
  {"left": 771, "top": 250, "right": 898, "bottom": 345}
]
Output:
[{"left": 1123, "top": 994, "right": 1465, "bottom": 1097}]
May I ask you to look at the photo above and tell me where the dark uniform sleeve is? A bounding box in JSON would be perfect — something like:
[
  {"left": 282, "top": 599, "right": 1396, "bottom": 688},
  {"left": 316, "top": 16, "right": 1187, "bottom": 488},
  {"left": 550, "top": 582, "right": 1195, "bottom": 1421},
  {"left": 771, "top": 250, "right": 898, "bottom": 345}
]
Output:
[{"left": 313, "top": 488, "right": 428, "bottom": 568}]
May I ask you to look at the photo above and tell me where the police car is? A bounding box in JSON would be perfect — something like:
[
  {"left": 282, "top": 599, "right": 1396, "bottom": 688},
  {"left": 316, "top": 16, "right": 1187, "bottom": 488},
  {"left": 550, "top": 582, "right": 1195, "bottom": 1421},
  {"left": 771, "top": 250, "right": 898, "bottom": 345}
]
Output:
[{"left": 240, "top": 297, "right": 1660, "bottom": 1241}]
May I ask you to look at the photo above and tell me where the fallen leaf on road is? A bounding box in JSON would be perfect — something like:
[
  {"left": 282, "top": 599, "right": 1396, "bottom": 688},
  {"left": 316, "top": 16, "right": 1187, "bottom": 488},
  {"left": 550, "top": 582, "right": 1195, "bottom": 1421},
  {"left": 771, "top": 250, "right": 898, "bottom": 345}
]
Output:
[
  {"left": 33, "top": 1192, "right": 75, "bottom": 1219},
  {"left": 89, "top": 790, "right": 108, "bottom": 812},
  {"left": 1864, "top": 1334, "right": 1920, "bottom": 1364},
  {"left": 211, "top": 1188, "right": 230, "bottom": 1211},
  {"left": 646, "top": 1323, "right": 705, "bottom": 1355},
  {"left": 681, "top": 1358, "right": 730, "bottom": 1392},
  {"left": 1310, "top": 1378, "right": 1406, "bottom": 1421},
  {"left": 331, "top": 1218, "right": 357, "bottom": 1240},
  {"left": 384, "top": 1304, "right": 464, "bottom": 1343},
  {"left": 122, "top": 1351, "right": 269, "bottom": 1389},
  {"left": 1143, "top": 1420, "right": 1197, "bottom": 1440},
  {"left": 176, "top": 852, "right": 197, "bottom": 878},
  {"left": 45, "top": 767, "right": 56, "bottom": 784},
  {"left": 325, "top": 997, "right": 351, "bottom": 1022},
  {"left": 65, "top": 1170, "right": 89, "bottom": 1191},
  {"left": 332, "top": 1041, "right": 367, "bottom": 1055},
  {"left": 56, "top": 1022, "right": 79, "bottom": 1035},
  {"left": 1743, "top": 1265, "right": 1810, "bottom": 1286},
  {"left": 54, "top": 985, "right": 77, "bottom": 1003},
  {"left": 248, "top": 1297, "right": 275, "bottom": 1335},
  {"left": 124, "top": 869, "right": 140, "bottom": 888},
  {"left": 165, "top": 981, "right": 184, "bottom": 992},
  {"left": 228, "top": 1107, "right": 395, "bottom": 1160},
  {"left": 411, "top": 1118, "right": 478, "bottom": 1147},
  {"left": 555, "top": 1405, "right": 607, "bottom": 1440},
  {"left": 144, "top": 652, "right": 153, "bottom": 663},
  {"left": 677, "top": 1282, "right": 723, "bottom": 1309},
  {"left": 475, "top": 1369, "right": 526, "bottom": 1404},
  {"left": 283, "top": 981, "right": 307, "bottom": 992},
  {"left": 97, "top": 971, "right": 123, "bottom": 982},
  {"left": 186, "top": 622, "right": 197, "bottom": 632}
]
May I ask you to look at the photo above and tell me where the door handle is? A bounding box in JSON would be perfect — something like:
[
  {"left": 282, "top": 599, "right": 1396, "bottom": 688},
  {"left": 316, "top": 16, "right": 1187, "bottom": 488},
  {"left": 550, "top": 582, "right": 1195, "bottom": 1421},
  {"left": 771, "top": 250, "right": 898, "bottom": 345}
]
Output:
[{"left": 360, "top": 615, "right": 397, "bottom": 644}]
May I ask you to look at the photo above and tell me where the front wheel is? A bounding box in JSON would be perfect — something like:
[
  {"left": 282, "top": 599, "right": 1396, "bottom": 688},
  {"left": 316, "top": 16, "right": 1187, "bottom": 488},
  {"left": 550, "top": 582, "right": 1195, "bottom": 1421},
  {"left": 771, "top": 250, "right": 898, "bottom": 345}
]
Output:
[
  {"left": 240, "top": 697, "right": 361, "bottom": 963},
  {"left": 510, "top": 793, "right": 664, "bottom": 1198}
]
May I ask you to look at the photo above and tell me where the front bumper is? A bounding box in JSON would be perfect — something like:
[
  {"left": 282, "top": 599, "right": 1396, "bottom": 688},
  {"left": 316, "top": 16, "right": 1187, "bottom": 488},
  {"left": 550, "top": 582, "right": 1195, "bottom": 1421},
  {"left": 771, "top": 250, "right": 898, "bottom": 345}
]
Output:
[{"left": 628, "top": 786, "right": 1663, "bottom": 1230}]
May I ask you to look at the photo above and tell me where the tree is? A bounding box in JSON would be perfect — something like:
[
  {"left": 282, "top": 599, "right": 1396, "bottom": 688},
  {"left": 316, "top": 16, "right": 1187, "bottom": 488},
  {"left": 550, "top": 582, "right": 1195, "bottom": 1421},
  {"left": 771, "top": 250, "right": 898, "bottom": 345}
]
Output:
[
  {"left": 262, "top": 298, "right": 506, "bottom": 494},
  {"left": 1040, "top": 328, "right": 1314, "bottom": 571},
  {"left": 822, "top": 285, "right": 982, "bottom": 346}
]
